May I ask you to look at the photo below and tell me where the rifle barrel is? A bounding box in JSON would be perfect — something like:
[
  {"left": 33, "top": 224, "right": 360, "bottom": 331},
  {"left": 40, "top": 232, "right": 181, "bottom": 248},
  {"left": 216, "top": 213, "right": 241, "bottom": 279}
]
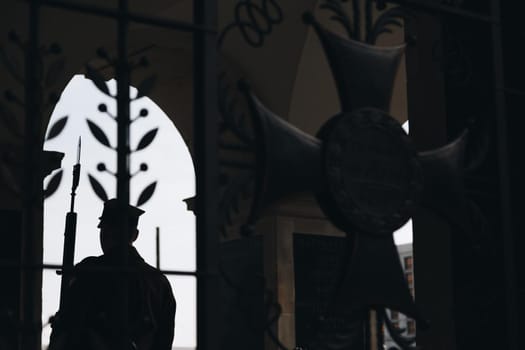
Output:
[
  {"left": 59, "top": 211, "right": 77, "bottom": 309},
  {"left": 59, "top": 138, "right": 82, "bottom": 309}
]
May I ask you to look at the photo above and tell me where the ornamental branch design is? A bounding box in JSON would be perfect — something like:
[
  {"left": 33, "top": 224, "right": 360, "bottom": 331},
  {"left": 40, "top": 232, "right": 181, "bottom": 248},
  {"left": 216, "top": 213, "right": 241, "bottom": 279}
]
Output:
[
  {"left": 0, "top": 29, "right": 68, "bottom": 199},
  {"left": 84, "top": 47, "right": 158, "bottom": 207}
]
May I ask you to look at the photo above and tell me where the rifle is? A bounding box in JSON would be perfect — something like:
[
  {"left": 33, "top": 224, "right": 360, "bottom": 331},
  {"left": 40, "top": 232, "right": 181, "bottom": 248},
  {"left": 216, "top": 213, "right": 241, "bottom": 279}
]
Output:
[{"left": 58, "top": 137, "right": 81, "bottom": 310}]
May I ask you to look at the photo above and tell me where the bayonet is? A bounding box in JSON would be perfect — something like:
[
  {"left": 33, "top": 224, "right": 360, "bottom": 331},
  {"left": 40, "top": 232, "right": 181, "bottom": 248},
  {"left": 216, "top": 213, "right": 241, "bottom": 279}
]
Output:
[{"left": 58, "top": 137, "right": 81, "bottom": 310}]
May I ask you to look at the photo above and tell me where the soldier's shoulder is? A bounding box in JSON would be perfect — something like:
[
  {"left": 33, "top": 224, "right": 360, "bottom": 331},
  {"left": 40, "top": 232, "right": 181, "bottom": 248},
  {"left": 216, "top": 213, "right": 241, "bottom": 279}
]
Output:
[
  {"left": 154, "top": 267, "right": 174, "bottom": 293},
  {"left": 139, "top": 260, "right": 172, "bottom": 287},
  {"left": 74, "top": 255, "right": 103, "bottom": 270},
  {"left": 140, "top": 260, "right": 166, "bottom": 278}
]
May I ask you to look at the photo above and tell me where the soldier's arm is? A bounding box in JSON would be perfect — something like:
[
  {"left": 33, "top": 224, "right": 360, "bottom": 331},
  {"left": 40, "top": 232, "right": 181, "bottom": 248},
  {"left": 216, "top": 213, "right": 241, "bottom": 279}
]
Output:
[{"left": 154, "top": 277, "right": 176, "bottom": 350}]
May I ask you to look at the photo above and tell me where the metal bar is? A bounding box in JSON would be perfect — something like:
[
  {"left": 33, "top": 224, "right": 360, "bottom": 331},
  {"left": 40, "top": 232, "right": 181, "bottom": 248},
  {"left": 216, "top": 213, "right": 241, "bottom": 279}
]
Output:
[
  {"left": 156, "top": 227, "right": 160, "bottom": 269},
  {"left": 386, "top": 0, "right": 497, "bottom": 23},
  {"left": 151, "top": 269, "right": 199, "bottom": 277},
  {"left": 20, "top": 1, "right": 42, "bottom": 349},
  {"left": 0, "top": 261, "right": 201, "bottom": 276},
  {"left": 194, "top": 1, "right": 219, "bottom": 349},
  {"left": 33, "top": 0, "right": 216, "bottom": 33},
  {"left": 116, "top": 0, "right": 131, "bottom": 348},
  {"left": 490, "top": 0, "right": 519, "bottom": 349},
  {"left": 404, "top": 11, "right": 457, "bottom": 349}
]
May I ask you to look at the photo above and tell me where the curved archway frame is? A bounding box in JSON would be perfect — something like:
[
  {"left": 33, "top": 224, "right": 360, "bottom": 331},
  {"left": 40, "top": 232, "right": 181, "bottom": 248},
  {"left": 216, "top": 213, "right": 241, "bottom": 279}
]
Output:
[{"left": 0, "top": 1, "right": 219, "bottom": 349}]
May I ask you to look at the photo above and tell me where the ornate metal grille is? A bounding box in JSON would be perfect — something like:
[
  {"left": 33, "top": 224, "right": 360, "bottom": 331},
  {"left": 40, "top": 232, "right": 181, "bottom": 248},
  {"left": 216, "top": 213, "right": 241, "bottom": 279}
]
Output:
[{"left": 0, "top": 0, "right": 518, "bottom": 349}]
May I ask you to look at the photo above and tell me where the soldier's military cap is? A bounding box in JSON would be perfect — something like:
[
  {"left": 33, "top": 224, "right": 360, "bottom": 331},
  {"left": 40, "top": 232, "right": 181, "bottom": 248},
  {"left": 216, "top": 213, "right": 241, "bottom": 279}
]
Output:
[{"left": 98, "top": 198, "right": 145, "bottom": 228}]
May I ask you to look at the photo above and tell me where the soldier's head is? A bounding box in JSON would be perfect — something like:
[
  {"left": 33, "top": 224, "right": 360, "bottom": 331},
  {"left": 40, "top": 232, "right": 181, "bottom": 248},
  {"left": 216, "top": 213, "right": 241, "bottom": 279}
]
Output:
[{"left": 97, "top": 198, "right": 145, "bottom": 253}]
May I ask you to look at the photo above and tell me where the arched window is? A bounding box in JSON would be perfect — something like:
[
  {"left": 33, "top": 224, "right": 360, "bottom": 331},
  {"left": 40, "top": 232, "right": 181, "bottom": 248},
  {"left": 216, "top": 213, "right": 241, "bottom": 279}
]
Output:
[{"left": 43, "top": 75, "right": 196, "bottom": 349}]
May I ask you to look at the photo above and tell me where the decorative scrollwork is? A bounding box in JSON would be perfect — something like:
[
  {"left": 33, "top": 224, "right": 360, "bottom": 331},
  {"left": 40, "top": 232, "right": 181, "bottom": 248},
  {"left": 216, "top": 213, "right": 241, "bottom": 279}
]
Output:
[
  {"left": 218, "top": 173, "right": 254, "bottom": 237},
  {"left": 218, "top": 70, "right": 255, "bottom": 145},
  {"left": 218, "top": 0, "right": 283, "bottom": 48},
  {"left": 217, "top": 67, "right": 260, "bottom": 238}
]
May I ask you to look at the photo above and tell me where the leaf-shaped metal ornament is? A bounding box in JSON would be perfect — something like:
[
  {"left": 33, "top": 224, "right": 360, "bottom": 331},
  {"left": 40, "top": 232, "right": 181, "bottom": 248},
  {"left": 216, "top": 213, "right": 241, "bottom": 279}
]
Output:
[
  {"left": 85, "top": 64, "right": 111, "bottom": 96},
  {"left": 369, "top": 6, "right": 409, "bottom": 44},
  {"left": 0, "top": 47, "right": 23, "bottom": 83},
  {"left": 0, "top": 101, "right": 22, "bottom": 137},
  {"left": 86, "top": 119, "right": 112, "bottom": 148},
  {"left": 320, "top": 0, "right": 353, "bottom": 38},
  {"left": 45, "top": 57, "right": 66, "bottom": 87},
  {"left": 136, "top": 181, "right": 157, "bottom": 206},
  {"left": 135, "top": 75, "right": 157, "bottom": 99},
  {"left": 88, "top": 174, "right": 109, "bottom": 202},
  {"left": 135, "top": 128, "right": 158, "bottom": 151},
  {"left": 44, "top": 169, "right": 63, "bottom": 199},
  {"left": 46, "top": 116, "right": 68, "bottom": 141}
]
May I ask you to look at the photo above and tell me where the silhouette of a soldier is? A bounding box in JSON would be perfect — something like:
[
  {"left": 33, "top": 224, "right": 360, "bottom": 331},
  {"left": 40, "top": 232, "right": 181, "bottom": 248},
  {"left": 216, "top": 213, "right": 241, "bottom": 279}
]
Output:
[{"left": 49, "top": 199, "right": 176, "bottom": 350}]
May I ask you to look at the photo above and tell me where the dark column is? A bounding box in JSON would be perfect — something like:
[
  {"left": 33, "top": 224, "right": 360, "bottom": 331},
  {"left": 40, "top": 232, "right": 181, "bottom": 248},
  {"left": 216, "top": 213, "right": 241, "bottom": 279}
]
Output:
[
  {"left": 115, "top": 1, "right": 131, "bottom": 348},
  {"left": 193, "top": 1, "right": 220, "bottom": 349},
  {"left": 405, "top": 11, "right": 457, "bottom": 350},
  {"left": 20, "top": 1, "right": 43, "bottom": 349},
  {"left": 498, "top": 1, "right": 525, "bottom": 349}
]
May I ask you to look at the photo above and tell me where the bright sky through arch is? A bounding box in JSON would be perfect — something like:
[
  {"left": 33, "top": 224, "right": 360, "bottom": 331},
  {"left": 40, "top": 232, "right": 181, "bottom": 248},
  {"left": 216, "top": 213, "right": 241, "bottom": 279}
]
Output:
[
  {"left": 393, "top": 120, "right": 413, "bottom": 246},
  {"left": 42, "top": 75, "right": 196, "bottom": 349}
]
